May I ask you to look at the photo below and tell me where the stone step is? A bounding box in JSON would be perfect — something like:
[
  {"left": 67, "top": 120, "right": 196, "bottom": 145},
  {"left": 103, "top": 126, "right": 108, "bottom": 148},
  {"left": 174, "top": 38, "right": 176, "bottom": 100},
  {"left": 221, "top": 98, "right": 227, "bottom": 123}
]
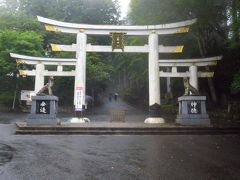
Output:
[{"left": 15, "top": 122, "right": 240, "bottom": 135}]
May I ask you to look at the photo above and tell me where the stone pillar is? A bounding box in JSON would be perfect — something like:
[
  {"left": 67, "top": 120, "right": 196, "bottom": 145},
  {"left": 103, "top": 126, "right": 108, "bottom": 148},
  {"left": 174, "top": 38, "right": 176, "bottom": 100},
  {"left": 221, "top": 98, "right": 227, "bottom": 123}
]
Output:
[
  {"left": 74, "top": 32, "right": 87, "bottom": 111},
  {"left": 34, "top": 63, "right": 45, "bottom": 93},
  {"left": 145, "top": 32, "right": 164, "bottom": 123},
  {"left": 57, "top": 65, "right": 63, "bottom": 72},
  {"left": 189, "top": 65, "right": 198, "bottom": 90}
]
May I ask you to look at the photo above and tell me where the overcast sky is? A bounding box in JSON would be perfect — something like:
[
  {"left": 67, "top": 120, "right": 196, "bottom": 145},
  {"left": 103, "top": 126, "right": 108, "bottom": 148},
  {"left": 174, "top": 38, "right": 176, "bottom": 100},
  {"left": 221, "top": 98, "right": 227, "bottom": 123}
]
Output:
[{"left": 119, "top": 0, "right": 130, "bottom": 19}]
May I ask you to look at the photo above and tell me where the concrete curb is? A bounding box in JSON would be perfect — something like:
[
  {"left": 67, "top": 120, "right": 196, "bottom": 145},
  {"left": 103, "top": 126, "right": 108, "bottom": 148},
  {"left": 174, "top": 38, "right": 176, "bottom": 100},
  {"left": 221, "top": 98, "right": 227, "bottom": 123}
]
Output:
[{"left": 15, "top": 122, "right": 240, "bottom": 135}]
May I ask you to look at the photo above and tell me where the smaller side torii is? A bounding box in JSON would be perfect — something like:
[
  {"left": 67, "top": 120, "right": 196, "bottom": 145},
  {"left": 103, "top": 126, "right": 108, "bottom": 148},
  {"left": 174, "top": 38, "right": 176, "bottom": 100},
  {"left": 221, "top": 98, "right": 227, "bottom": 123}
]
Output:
[{"left": 158, "top": 56, "right": 222, "bottom": 92}]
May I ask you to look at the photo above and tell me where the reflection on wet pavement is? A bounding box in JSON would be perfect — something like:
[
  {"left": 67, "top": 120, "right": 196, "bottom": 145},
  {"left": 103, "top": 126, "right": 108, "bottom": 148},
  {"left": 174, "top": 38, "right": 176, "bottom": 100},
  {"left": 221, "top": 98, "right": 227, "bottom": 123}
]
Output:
[{"left": 0, "top": 143, "right": 14, "bottom": 166}]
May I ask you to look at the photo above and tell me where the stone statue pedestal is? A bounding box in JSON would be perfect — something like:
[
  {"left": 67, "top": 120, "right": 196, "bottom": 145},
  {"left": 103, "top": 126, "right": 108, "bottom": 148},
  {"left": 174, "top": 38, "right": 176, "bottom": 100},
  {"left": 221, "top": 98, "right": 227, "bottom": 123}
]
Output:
[
  {"left": 176, "top": 96, "right": 210, "bottom": 126},
  {"left": 27, "top": 95, "right": 59, "bottom": 125}
]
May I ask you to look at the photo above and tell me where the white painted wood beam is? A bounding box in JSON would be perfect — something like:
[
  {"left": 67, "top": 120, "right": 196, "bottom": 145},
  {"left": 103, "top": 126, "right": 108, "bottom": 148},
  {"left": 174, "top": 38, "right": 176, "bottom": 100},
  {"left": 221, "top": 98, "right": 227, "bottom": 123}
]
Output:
[
  {"left": 34, "top": 64, "right": 45, "bottom": 93},
  {"left": 38, "top": 16, "right": 196, "bottom": 35},
  {"left": 19, "top": 70, "right": 75, "bottom": 77},
  {"left": 158, "top": 56, "right": 222, "bottom": 67},
  {"left": 10, "top": 53, "right": 76, "bottom": 65},
  {"left": 51, "top": 43, "right": 184, "bottom": 53},
  {"left": 159, "top": 71, "right": 214, "bottom": 78},
  {"left": 87, "top": 45, "right": 148, "bottom": 53}
]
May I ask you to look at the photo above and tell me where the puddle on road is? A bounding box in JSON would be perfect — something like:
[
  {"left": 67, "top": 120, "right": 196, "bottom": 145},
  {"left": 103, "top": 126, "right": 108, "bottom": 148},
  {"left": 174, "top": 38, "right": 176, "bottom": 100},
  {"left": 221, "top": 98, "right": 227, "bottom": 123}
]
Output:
[
  {"left": 0, "top": 143, "right": 14, "bottom": 166},
  {"left": 0, "top": 117, "right": 12, "bottom": 124}
]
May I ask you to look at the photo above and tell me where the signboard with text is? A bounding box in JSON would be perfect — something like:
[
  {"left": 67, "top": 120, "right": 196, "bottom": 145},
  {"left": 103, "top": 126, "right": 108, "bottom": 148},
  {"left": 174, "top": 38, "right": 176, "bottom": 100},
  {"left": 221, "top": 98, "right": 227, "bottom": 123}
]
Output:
[
  {"left": 36, "top": 100, "right": 50, "bottom": 114},
  {"left": 21, "top": 90, "right": 35, "bottom": 101},
  {"left": 187, "top": 101, "right": 201, "bottom": 114},
  {"left": 75, "top": 86, "right": 84, "bottom": 111}
]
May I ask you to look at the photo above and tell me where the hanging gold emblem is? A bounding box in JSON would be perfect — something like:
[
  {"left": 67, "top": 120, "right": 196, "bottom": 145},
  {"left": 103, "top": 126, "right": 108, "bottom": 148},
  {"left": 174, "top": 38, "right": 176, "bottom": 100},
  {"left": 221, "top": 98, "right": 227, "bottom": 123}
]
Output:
[{"left": 110, "top": 32, "right": 126, "bottom": 51}]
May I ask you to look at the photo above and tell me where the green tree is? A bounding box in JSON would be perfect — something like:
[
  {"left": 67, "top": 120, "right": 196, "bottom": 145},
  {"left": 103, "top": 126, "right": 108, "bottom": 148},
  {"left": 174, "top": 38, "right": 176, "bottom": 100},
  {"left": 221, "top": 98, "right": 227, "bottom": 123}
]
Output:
[
  {"left": 0, "top": 0, "right": 120, "bottom": 107},
  {"left": 0, "top": 30, "right": 44, "bottom": 105},
  {"left": 0, "top": 11, "right": 43, "bottom": 32},
  {"left": 0, "top": 30, "right": 43, "bottom": 76},
  {"left": 2, "top": 0, "right": 120, "bottom": 24},
  {"left": 125, "top": 0, "right": 234, "bottom": 105},
  {"left": 229, "top": 0, "right": 240, "bottom": 95},
  {"left": 231, "top": 73, "right": 240, "bottom": 94},
  {"left": 230, "top": 0, "right": 240, "bottom": 48}
]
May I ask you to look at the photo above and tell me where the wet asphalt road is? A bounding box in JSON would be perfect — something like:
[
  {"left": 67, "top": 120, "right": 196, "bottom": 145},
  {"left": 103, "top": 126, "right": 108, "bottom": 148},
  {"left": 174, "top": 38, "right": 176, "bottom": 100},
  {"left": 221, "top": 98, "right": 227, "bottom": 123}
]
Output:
[
  {"left": 0, "top": 125, "right": 240, "bottom": 180},
  {"left": 0, "top": 99, "right": 240, "bottom": 179}
]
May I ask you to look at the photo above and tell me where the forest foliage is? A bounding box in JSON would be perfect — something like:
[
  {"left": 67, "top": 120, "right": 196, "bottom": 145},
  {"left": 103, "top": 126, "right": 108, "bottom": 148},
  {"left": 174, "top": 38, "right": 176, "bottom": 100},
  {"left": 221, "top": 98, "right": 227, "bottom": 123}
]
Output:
[
  {"left": 127, "top": 0, "right": 240, "bottom": 105},
  {"left": 0, "top": 0, "right": 119, "bottom": 106}
]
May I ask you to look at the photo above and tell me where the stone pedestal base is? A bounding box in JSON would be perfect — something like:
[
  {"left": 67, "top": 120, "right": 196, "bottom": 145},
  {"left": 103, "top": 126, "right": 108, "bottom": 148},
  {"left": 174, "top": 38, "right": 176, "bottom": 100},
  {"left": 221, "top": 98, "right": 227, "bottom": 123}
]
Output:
[
  {"left": 70, "top": 117, "right": 90, "bottom": 123},
  {"left": 144, "top": 117, "right": 165, "bottom": 124},
  {"left": 176, "top": 96, "right": 210, "bottom": 126},
  {"left": 145, "top": 103, "right": 165, "bottom": 124},
  {"left": 149, "top": 103, "right": 161, "bottom": 117},
  {"left": 27, "top": 96, "right": 59, "bottom": 125}
]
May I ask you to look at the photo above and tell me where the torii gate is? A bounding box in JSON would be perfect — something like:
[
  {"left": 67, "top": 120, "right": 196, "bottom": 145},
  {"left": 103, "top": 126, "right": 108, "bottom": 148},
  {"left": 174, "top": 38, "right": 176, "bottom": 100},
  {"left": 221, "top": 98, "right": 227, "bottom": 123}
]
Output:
[
  {"left": 159, "top": 56, "right": 222, "bottom": 90},
  {"left": 10, "top": 53, "right": 76, "bottom": 93},
  {"left": 11, "top": 16, "right": 199, "bottom": 123}
]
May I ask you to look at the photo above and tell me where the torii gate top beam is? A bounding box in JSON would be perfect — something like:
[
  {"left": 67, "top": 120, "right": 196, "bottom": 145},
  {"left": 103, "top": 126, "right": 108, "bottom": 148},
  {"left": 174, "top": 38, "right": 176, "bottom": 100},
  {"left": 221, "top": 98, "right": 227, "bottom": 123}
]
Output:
[
  {"left": 158, "top": 56, "right": 222, "bottom": 67},
  {"left": 37, "top": 16, "right": 197, "bottom": 35},
  {"left": 10, "top": 53, "right": 76, "bottom": 66}
]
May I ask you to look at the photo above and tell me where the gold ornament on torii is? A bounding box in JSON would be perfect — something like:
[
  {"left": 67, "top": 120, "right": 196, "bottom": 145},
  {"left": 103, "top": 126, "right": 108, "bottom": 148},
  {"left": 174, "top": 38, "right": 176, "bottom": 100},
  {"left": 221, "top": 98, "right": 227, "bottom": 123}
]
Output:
[{"left": 110, "top": 32, "right": 126, "bottom": 51}]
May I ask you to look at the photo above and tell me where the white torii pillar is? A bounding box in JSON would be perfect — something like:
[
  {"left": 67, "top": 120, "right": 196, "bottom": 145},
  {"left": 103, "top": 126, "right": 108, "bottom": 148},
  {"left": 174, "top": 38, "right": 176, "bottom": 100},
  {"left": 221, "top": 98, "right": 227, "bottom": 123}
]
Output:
[
  {"left": 34, "top": 63, "right": 45, "bottom": 93},
  {"left": 166, "top": 67, "right": 172, "bottom": 94},
  {"left": 189, "top": 65, "right": 198, "bottom": 90},
  {"left": 74, "top": 32, "right": 87, "bottom": 111},
  {"left": 145, "top": 32, "right": 164, "bottom": 123}
]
